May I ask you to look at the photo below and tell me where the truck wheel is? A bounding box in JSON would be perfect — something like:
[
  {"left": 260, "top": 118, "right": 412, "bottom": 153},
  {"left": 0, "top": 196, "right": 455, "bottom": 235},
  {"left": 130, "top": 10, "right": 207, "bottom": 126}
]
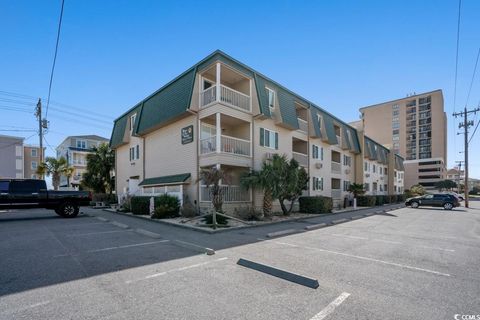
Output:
[{"left": 58, "top": 202, "right": 79, "bottom": 218}]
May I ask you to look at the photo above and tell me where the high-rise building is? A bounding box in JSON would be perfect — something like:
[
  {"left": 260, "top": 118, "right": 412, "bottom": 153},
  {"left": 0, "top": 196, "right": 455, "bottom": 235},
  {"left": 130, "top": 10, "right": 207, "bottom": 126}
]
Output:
[{"left": 358, "top": 90, "right": 447, "bottom": 190}]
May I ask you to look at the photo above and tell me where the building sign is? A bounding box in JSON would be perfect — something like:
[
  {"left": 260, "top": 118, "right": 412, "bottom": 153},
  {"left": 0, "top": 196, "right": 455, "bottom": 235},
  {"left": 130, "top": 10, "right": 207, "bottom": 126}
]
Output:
[{"left": 181, "top": 125, "right": 194, "bottom": 144}]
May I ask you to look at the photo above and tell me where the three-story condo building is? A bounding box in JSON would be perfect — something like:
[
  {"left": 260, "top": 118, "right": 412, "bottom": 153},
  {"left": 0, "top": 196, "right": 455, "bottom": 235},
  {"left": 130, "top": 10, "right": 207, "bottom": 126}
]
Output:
[
  {"left": 56, "top": 135, "right": 109, "bottom": 188},
  {"left": 110, "top": 51, "right": 404, "bottom": 211}
]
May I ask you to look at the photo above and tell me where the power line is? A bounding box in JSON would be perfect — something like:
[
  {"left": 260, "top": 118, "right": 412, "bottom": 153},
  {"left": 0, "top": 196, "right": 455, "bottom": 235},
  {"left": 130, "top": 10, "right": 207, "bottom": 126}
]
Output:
[
  {"left": 468, "top": 101, "right": 480, "bottom": 144},
  {"left": 452, "top": 0, "right": 462, "bottom": 156},
  {"left": 0, "top": 134, "right": 36, "bottom": 150},
  {"left": 45, "top": 0, "right": 65, "bottom": 119},
  {"left": 465, "top": 47, "right": 480, "bottom": 108},
  {"left": 0, "top": 90, "right": 114, "bottom": 120}
]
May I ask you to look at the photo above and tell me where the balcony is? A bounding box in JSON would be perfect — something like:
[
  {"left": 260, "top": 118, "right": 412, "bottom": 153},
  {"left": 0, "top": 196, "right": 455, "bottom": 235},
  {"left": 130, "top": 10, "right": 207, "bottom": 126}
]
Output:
[
  {"left": 72, "top": 159, "right": 87, "bottom": 166},
  {"left": 200, "top": 185, "right": 251, "bottom": 203},
  {"left": 199, "top": 63, "right": 251, "bottom": 112},
  {"left": 297, "top": 118, "right": 308, "bottom": 134},
  {"left": 331, "top": 189, "right": 342, "bottom": 199},
  {"left": 200, "top": 135, "right": 251, "bottom": 157},
  {"left": 292, "top": 151, "right": 308, "bottom": 167},
  {"left": 331, "top": 161, "right": 342, "bottom": 174}
]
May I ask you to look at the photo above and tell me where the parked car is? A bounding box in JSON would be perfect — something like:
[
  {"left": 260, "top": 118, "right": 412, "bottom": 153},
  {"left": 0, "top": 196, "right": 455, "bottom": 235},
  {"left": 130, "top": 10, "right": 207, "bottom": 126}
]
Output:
[
  {"left": 442, "top": 192, "right": 464, "bottom": 201},
  {"left": 405, "top": 193, "right": 460, "bottom": 210},
  {"left": 0, "top": 179, "right": 92, "bottom": 218}
]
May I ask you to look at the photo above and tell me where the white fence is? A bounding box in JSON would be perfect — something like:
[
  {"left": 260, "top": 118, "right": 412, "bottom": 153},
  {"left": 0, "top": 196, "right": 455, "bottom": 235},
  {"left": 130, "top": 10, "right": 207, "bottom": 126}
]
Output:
[
  {"left": 200, "top": 185, "right": 251, "bottom": 202},
  {"left": 221, "top": 135, "right": 250, "bottom": 156}
]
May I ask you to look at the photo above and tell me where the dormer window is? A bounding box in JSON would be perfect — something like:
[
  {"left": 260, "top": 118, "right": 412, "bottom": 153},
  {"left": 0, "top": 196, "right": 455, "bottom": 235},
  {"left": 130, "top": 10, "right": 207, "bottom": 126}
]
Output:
[
  {"left": 317, "top": 114, "right": 322, "bottom": 130},
  {"left": 76, "top": 140, "right": 86, "bottom": 149},
  {"left": 266, "top": 87, "right": 275, "bottom": 110},
  {"left": 130, "top": 114, "right": 137, "bottom": 134}
]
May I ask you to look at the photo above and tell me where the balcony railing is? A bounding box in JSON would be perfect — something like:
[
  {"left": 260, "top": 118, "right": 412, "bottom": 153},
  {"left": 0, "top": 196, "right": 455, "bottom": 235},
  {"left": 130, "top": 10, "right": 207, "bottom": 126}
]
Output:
[
  {"left": 200, "top": 136, "right": 216, "bottom": 154},
  {"left": 297, "top": 118, "right": 308, "bottom": 133},
  {"left": 331, "top": 189, "right": 342, "bottom": 199},
  {"left": 200, "top": 185, "right": 251, "bottom": 202},
  {"left": 331, "top": 161, "right": 342, "bottom": 174},
  {"left": 200, "top": 85, "right": 251, "bottom": 112},
  {"left": 72, "top": 159, "right": 87, "bottom": 165},
  {"left": 200, "top": 135, "right": 251, "bottom": 156},
  {"left": 221, "top": 135, "right": 250, "bottom": 156},
  {"left": 292, "top": 151, "right": 308, "bottom": 167}
]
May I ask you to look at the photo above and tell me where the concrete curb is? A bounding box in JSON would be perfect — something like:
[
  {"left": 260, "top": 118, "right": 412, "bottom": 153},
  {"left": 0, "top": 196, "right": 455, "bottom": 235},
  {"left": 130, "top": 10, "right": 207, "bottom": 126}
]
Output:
[
  {"left": 237, "top": 258, "right": 319, "bottom": 289},
  {"left": 332, "top": 218, "right": 348, "bottom": 224},
  {"left": 304, "top": 223, "right": 327, "bottom": 230},
  {"left": 134, "top": 228, "right": 162, "bottom": 239},
  {"left": 104, "top": 203, "right": 405, "bottom": 234},
  {"left": 173, "top": 239, "right": 215, "bottom": 255},
  {"left": 111, "top": 221, "right": 129, "bottom": 229},
  {"left": 267, "top": 229, "right": 300, "bottom": 238}
]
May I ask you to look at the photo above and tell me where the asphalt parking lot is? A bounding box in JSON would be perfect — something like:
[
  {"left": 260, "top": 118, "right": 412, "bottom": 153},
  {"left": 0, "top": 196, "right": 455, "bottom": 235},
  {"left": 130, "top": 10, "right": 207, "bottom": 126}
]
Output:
[{"left": 1, "top": 203, "right": 479, "bottom": 320}]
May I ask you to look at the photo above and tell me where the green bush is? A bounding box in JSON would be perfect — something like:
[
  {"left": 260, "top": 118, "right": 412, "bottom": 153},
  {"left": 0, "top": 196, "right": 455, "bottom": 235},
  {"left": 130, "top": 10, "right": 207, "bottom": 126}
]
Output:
[
  {"left": 92, "top": 193, "right": 117, "bottom": 204},
  {"left": 397, "top": 194, "right": 406, "bottom": 202},
  {"left": 151, "top": 194, "right": 180, "bottom": 219},
  {"left": 130, "top": 196, "right": 151, "bottom": 215},
  {"left": 375, "top": 195, "right": 385, "bottom": 206},
  {"left": 387, "top": 195, "right": 396, "bottom": 204},
  {"left": 203, "top": 213, "right": 229, "bottom": 225},
  {"left": 356, "top": 195, "right": 376, "bottom": 207},
  {"left": 298, "top": 196, "right": 333, "bottom": 214}
]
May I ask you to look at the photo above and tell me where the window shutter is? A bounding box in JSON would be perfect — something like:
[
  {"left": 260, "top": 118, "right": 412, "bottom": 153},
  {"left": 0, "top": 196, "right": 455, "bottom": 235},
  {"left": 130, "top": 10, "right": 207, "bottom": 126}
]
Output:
[
  {"left": 129, "top": 148, "right": 131, "bottom": 161},
  {"left": 321, "top": 147, "right": 324, "bottom": 161},
  {"left": 275, "top": 132, "right": 279, "bottom": 150},
  {"left": 260, "top": 128, "right": 265, "bottom": 146},
  {"left": 136, "top": 145, "right": 140, "bottom": 159}
]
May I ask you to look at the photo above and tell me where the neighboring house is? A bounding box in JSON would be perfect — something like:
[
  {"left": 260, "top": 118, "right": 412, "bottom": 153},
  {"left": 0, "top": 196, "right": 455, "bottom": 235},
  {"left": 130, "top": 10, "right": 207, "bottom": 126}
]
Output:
[
  {"left": 23, "top": 145, "right": 45, "bottom": 179},
  {"left": 0, "top": 135, "right": 24, "bottom": 178},
  {"left": 358, "top": 90, "right": 447, "bottom": 190},
  {"left": 110, "top": 50, "right": 404, "bottom": 211},
  {"left": 56, "top": 135, "right": 109, "bottom": 187}
]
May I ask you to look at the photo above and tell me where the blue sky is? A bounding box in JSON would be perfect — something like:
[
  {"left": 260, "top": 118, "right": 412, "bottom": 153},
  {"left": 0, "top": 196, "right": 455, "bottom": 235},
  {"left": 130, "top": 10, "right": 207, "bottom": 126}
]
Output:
[{"left": 1, "top": 0, "right": 479, "bottom": 177}]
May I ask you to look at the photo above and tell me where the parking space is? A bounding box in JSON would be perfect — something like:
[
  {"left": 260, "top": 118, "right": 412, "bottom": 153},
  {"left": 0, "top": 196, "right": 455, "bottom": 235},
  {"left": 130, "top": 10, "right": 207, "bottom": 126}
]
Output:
[{"left": 1, "top": 204, "right": 479, "bottom": 319}]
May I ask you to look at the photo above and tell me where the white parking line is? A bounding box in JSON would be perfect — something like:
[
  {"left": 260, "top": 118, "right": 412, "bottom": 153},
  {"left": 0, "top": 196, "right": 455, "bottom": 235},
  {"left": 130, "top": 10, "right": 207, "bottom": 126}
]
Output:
[
  {"left": 268, "top": 240, "right": 451, "bottom": 277},
  {"left": 331, "top": 233, "right": 368, "bottom": 240},
  {"left": 126, "top": 257, "right": 229, "bottom": 284},
  {"left": 310, "top": 292, "right": 350, "bottom": 320},
  {"left": 88, "top": 240, "right": 169, "bottom": 253},
  {"left": 68, "top": 230, "right": 134, "bottom": 237}
]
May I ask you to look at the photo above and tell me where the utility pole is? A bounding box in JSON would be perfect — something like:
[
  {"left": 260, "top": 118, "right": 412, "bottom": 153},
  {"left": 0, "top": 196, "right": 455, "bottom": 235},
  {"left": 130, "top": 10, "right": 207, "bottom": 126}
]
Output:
[
  {"left": 35, "top": 98, "right": 43, "bottom": 168},
  {"left": 455, "top": 160, "right": 464, "bottom": 192},
  {"left": 453, "top": 106, "right": 480, "bottom": 208}
]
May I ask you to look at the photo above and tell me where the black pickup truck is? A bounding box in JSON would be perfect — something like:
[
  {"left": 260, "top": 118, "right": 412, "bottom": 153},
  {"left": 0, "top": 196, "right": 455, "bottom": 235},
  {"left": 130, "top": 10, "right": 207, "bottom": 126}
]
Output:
[{"left": 0, "top": 179, "right": 91, "bottom": 218}]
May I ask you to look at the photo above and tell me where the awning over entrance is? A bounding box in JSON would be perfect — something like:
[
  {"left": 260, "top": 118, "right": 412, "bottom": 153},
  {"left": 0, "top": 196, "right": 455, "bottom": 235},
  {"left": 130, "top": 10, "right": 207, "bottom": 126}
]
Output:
[{"left": 138, "top": 173, "right": 191, "bottom": 186}]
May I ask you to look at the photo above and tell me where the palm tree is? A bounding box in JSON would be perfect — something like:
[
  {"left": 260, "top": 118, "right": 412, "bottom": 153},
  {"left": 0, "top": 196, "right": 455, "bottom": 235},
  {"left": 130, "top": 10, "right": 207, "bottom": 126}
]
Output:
[
  {"left": 81, "top": 143, "right": 115, "bottom": 193},
  {"left": 241, "top": 161, "right": 276, "bottom": 218},
  {"left": 36, "top": 157, "right": 74, "bottom": 190},
  {"left": 347, "top": 183, "right": 366, "bottom": 198},
  {"left": 199, "top": 166, "right": 231, "bottom": 213}
]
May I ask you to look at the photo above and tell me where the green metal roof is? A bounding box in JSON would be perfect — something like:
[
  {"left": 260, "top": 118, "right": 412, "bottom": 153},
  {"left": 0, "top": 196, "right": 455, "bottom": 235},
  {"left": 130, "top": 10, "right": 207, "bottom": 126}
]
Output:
[
  {"left": 395, "top": 155, "right": 405, "bottom": 171},
  {"left": 110, "top": 50, "right": 363, "bottom": 152},
  {"left": 138, "top": 173, "right": 191, "bottom": 186}
]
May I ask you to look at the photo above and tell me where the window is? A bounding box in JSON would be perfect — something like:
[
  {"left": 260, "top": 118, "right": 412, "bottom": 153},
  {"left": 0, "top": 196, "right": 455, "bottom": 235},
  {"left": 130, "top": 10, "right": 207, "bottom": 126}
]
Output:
[
  {"left": 31, "top": 149, "right": 38, "bottom": 157},
  {"left": 10, "top": 180, "right": 41, "bottom": 193},
  {"left": 76, "top": 140, "right": 86, "bottom": 149},
  {"left": 260, "top": 128, "right": 278, "bottom": 149},
  {"left": 266, "top": 88, "right": 275, "bottom": 110},
  {"left": 130, "top": 114, "right": 137, "bottom": 134},
  {"left": 343, "top": 180, "right": 350, "bottom": 192},
  {"left": 312, "top": 145, "right": 319, "bottom": 159},
  {"left": 373, "top": 164, "right": 376, "bottom": 173},
  {"left": 392, "top": 110, "right": 399, "bottom": 116},
  {"left": 392, "top": 122, "right": 400, "bottom": 129},
  {"left": 392, "top": 129, "right": 399, "bottom": 135},
  {"left": 312, "top": 177, "right": 323, "bottom": 191},
  {"left": 31, "top": 161, "right": 37, "bottom": 170},
  {"left": 129, "top": 146, "right": 139, "bottom": 161},
  {"left": 379, "top": 184, "right": 383, "bottom": 192},
  {"left": 317, "top": 114, "right": 322, "bottom": 131},
  {"left": 392, "top": 117, "right": 399, "bottom": 122},
  {"left": 384, "top": 184, "right": 387, "bottom": 191},
  {"left": 31, "top": 174, "right": 37, "bottom": 179},
  {"left": 364, "top": 161, "right": 368, "bottom": 172},
  {"left": 343, "top": 155, "right": 351, "bottom": 166},
  {"left": 392, "top": 135, "right": 400, "bottom": 141},
  {"left": 392, "top": 104, "right": 399, "bottom": 110},
  {"left": 379, "top": 167, "right": 383, "bottom": 175},
  {"left": 372, "top": 182, "right": 377, "bottom": 191},
  {"left": 364, "top": 183, "right": 370, "bottom": 191},
  {"left": 0, "top": 181, "right": 9, "bottom": 193},
  {"left": 384, "top": 168, "right": 388, "bottom": 175}
]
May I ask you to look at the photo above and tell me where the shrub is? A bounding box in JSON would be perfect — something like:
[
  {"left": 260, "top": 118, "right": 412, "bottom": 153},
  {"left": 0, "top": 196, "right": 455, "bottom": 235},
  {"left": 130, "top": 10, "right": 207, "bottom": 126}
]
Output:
[
  {"left": 387, "top": 195, "right": 396, "bottom": 204},
  {"left": 375, "top": 195, "right": 385, "bottom": 206},
  {"left": 151, "top": 194, "right": 180, "bottom": 219},
  {"left": 397, "top": 194, "right": 406, "bottom": 202},
  {"left": 356, "top": 195, "right": 376, "bottom": 207},
  {"left": 92, "top": 193, "right": 117, "bottom": 204},
  {"left": 130, "top": 196, "right": 151, "bottom": 215},
  {"left": 233, "top": 206, "right": 264, "bottom": 221},
  {"left": 180, "top": 201, "right": 197, "bottom": 218},
  {"left": 298, "top": 196, "right": 333, "bottom": 214},
  {"left": 203, "top": 213, "right": 229, "bottom": 225}
]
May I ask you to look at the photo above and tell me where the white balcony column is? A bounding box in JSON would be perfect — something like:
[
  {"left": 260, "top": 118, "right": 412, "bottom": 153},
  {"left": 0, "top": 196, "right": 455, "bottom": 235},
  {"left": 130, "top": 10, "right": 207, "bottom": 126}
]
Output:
[
  {"left": 216, "top": 112, "right": 221, "bottom": 153},
  {"left": 216, "top": 62, "right": 221, "bottom": 103}
]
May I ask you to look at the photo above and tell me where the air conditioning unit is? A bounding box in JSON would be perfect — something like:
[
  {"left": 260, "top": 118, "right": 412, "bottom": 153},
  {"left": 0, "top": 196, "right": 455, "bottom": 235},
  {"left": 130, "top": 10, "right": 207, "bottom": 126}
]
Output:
[
  {"left": 344, "top": 169, "right": 351, "bottom": 174},
  {"left": 315, "top": 162, "right": 323, "bottom": 169}
]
